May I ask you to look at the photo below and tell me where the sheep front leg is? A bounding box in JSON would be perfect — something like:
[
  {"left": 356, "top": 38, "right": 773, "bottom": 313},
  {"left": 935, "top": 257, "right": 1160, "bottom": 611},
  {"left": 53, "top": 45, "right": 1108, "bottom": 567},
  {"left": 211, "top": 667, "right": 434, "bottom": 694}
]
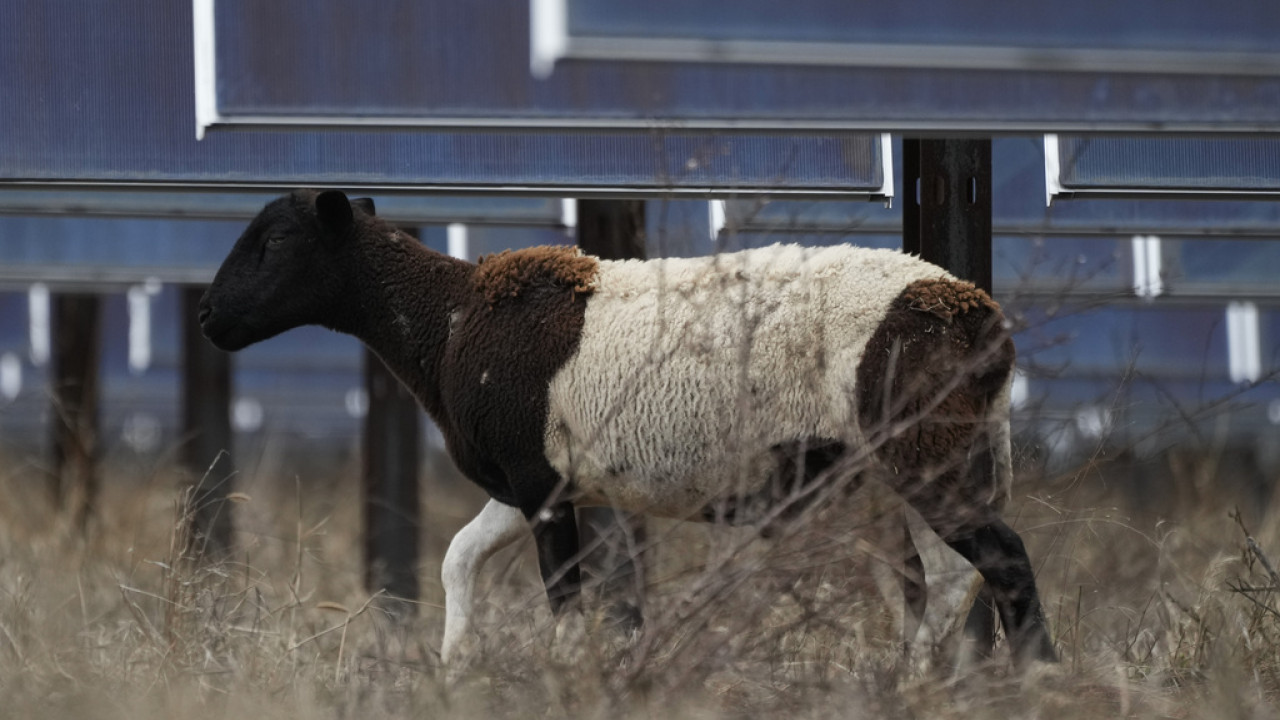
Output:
[{"left": 441, "top": 499, "right": 529, "bottom": 668}]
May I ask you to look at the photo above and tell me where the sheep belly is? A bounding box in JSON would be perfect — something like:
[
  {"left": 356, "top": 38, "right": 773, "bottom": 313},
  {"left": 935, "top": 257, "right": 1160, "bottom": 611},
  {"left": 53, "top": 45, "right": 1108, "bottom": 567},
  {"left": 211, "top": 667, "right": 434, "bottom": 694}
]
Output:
[{"left": 543, "top": 243, "right": 949, "bottom": 519}]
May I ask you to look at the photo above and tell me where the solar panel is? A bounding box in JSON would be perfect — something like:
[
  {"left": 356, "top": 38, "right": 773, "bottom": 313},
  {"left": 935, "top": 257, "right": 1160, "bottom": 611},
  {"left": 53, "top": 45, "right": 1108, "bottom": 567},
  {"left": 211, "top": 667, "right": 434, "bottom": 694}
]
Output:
[
  {"left": 526, "top": 0, "right": 1280, "bottom": 133},
  {"left": 713, "top": 140, "right": 1280, "bottom": 303},
  {"left": 544, "top": 0, "right": 1279, "bottom": 74},
  {"left": 727, "top": 140, "right": 1280, "bottom": 237},
  {"left": 200, "top": 0, "right": 1280, "bottom": 133},
  {"left": 0, "top": 0, "right": 889, "bottom": 202},
  {"left": 0, "top": 191, "right": 571, "bottom": 227},
  {"left": 1046, "top": 136, "right": 1280, "bottom": 202},
  {"left": 0, "top": 216, "right": 240, "bottom": 288}
]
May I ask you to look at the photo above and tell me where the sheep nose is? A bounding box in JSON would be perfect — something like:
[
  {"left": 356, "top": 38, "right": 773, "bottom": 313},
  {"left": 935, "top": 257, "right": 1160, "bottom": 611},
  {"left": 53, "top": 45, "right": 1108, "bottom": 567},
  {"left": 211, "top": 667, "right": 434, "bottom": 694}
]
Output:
[{"left": 197, "top": 302, "right": 213, "bottom": 326}]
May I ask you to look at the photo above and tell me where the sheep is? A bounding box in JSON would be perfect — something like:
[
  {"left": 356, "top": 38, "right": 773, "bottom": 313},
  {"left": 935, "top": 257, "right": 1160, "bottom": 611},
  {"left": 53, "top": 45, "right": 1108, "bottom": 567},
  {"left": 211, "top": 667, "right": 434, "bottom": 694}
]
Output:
[{"left": 198, "top": 189, "right": 1058, "bottom": 671}]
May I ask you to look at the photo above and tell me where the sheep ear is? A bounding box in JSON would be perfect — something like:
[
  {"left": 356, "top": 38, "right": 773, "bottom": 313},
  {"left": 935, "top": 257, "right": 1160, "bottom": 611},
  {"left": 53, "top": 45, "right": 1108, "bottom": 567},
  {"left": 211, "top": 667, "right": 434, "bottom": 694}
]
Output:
[
  {"left": 352, "top": 197, "right": 376, "bottom": 216},
  {"left": 315, "top": 190, "right": 353, "bottom": 229}
]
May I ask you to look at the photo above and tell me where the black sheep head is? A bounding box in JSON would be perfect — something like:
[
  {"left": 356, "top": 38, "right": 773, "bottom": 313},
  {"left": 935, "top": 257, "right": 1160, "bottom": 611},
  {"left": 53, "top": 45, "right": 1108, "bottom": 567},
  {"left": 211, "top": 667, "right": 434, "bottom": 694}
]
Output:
[{"left": 199, "top": 189, "right": 375, "bottom": 351}]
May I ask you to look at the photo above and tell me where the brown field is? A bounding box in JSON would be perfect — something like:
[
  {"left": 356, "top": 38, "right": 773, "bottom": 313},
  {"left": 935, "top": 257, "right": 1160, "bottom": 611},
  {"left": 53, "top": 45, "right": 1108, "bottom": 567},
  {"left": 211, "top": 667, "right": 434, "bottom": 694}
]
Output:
[{"left": 0, "top": 435, "right": 1277, "bottom": 720}]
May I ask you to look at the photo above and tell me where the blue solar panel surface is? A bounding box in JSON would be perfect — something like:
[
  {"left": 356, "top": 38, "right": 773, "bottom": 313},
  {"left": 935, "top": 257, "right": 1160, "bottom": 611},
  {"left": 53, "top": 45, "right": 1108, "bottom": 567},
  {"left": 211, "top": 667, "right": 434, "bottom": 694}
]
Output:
[
  {"left": 209, "top": 0, "right": 1280, "bottom": 132},
  {"left": 0, "top": 191, "right": 570, "bottom": 226},
  {"left": 0, "top": 0, "right": 883, "bottom": 197},
  {"left": 567, "top": 0, "right": 1279, "bottom": 56},
  {"left": 0, "top": 217, "right": 239, "bottom": 286},
  {"left": 1055, "top": 137, "right": 1280, "bottom": 193}
]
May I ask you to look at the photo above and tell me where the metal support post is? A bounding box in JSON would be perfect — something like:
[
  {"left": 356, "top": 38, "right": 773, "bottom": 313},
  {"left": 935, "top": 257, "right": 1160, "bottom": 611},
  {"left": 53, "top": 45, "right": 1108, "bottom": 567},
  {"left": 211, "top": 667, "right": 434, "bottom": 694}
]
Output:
[
  {"left": 181, "top": 285, "right": 235, "bottom": 556},
  {"left": 902, "top": 137, "right": 998, "bottom": 657},
  {"left": 49, "top": 292, "right": 101, "bottom": 532}
]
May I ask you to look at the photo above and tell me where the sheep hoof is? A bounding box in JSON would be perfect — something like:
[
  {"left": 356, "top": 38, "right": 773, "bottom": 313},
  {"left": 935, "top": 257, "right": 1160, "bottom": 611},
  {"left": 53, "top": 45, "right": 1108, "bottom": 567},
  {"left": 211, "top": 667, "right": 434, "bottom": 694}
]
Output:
[
  {"left": 443, "top": 662, "right": 468, "bottom": 690},
  {"left": 441, "top": 635, "right": 481, "bottom": 687},
  {"left": 1017, "top": 656, "right": 1071, "bottom": 691},
  {"left": 444, "top": 665, "right": 493, "bottom": 695}
]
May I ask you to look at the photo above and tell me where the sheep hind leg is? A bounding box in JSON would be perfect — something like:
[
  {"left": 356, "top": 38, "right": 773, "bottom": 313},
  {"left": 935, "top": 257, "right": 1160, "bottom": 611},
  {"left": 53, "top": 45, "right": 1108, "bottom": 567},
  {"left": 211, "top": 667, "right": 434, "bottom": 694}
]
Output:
[
  {"left": 901, "top": 524, "right": 927, "bottom": 648},
  {"left": 870, "top": 501, "right": 925, "bottom": 656},
  {"left": 886, "top": 499, "right": 985, "bottom": 676},
  {"left": 941, "top": 519, "right": 1057, "bottom": 665},
  {"left": 897, "top": 452, "right": 1055, "bottom": 667},
  {"left": 962, "top": 584, "right": 997, "bottom": 664},
  {"left": 904, "top": 507, "right": 987, "bottom": 673},
  {"left": 931, "top": 452, "right": 1055, "bottom": 666}
]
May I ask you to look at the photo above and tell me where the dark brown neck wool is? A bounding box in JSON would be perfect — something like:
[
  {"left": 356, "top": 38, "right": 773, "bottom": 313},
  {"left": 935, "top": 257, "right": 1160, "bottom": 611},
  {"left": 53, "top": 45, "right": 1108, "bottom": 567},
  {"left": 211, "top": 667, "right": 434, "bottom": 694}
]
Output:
[
  {"left": 336, "top": 237, "right": 470, "bottom": 416},
  {"left": 339, "top": 237, "right": 602, "bottom": 515}
]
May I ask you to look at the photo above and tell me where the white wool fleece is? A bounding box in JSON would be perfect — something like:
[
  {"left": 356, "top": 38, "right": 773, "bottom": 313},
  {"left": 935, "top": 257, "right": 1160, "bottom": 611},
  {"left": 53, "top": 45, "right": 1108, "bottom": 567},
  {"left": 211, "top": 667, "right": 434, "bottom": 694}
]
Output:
[{"left": 544, "top": 243, "right": 1004, "bottom": 519}]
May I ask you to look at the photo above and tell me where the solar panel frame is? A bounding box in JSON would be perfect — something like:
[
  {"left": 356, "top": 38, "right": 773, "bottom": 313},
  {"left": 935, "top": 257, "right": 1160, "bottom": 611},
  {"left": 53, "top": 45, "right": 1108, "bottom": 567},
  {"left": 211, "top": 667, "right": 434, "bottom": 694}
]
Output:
[{"left": 1045, "top": 135, "right": 1280, "bottom": 203}]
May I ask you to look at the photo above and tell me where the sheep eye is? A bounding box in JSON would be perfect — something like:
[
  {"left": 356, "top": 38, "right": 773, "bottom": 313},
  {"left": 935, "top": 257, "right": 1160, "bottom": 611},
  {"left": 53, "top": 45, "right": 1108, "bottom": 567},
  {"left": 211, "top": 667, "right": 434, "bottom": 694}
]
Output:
[{"left": 266, "top": 235, "right": 285, "bottom": 249}]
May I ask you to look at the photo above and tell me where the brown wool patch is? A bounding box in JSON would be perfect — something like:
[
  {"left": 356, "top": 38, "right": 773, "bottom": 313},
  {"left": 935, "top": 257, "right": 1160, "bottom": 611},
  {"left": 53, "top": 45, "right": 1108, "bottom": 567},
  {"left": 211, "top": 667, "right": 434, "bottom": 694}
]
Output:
[
  {"left": 473, "top": 245, "right": 599, "bottom": 305},
  {"left": 855, "top": 280, "right": 1015, "bottom": 520},
  {"left": 902, "top": 277, "right": 998, "bottom": 320}
]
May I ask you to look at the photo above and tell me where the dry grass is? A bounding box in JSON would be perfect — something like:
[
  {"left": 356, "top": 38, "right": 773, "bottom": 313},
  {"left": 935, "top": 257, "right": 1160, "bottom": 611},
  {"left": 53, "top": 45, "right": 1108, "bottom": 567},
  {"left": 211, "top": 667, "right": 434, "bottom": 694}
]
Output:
[{"left": 0, "top": 440, "right": 1277, "bottom": 720}]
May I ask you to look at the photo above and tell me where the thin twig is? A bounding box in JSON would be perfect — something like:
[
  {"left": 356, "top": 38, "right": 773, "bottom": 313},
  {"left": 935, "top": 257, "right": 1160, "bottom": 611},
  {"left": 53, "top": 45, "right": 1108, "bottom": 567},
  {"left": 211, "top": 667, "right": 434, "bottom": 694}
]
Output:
[
  {"left": 118, "top": 585, "right": 164, "bottom": 647},
  {"left": 335, "top": 613, "right": 351, "bottom": 684},
  {"left": 1227, "top": 580, "right": 1280, "bottom": 621},
  {"left": 1247, "top": 537, "right": 1280, "bottom": 588},
  {"left": 287, "top": 590, "right": 386, "bottom": 653}
]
